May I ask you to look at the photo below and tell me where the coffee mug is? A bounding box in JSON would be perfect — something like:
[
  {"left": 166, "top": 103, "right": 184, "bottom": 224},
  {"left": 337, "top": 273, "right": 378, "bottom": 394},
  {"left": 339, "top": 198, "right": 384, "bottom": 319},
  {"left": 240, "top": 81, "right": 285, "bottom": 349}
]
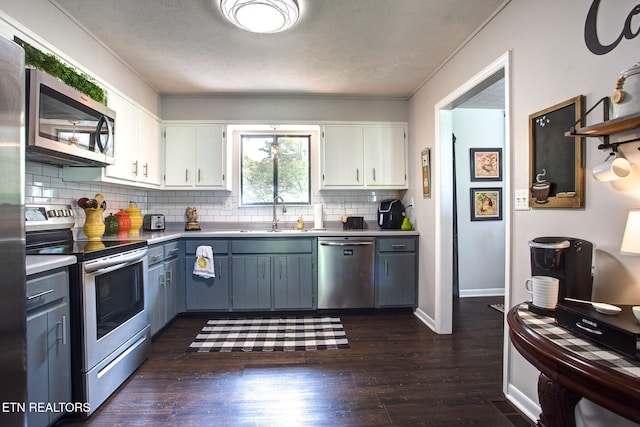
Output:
[
  {"left": 592, "top": 154, "right": 631, "bottom": 182},
  {"left": 525, "top": 275, "right": 559, "bottom": 309}
]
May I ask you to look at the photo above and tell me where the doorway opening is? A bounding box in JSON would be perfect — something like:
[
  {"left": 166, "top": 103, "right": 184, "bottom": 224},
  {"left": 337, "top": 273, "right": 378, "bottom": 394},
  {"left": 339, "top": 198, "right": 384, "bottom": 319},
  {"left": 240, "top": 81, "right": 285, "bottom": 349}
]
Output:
[{"left": 433, "top": 52, "right": 511, "bottom": 338}]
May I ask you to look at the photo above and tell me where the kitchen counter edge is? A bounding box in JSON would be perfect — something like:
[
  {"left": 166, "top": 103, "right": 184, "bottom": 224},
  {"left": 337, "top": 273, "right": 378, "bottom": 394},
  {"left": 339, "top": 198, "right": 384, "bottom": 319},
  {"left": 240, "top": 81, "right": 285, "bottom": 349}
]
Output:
[
  {"left": 141, "top": 229, "right": 419, "bottom": 245},
  {"left": 26, "top": 255, "right": 77, "bottom": 276}
]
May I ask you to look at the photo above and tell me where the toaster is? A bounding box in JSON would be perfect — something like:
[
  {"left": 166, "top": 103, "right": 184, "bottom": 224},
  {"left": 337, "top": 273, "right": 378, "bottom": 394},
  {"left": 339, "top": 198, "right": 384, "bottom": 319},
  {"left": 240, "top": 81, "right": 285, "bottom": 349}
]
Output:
[{"left": 143, "top": 214, "right": 165, "bottom": 231}]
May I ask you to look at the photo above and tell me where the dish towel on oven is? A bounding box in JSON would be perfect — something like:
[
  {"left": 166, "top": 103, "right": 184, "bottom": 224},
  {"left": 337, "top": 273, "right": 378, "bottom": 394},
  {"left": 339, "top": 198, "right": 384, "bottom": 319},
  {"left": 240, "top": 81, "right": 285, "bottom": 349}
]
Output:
[{"left": 193, "top": 246, "right": 215, "bottom": 278}]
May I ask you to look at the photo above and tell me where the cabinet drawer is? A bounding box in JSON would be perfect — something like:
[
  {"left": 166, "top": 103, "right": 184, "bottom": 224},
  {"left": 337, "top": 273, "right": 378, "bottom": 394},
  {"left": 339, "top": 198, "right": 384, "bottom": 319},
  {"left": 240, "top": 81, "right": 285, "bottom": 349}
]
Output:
[
  {"left": 26, "top": 269, "right": 68, "bottom": 311},
  {"left": 163, "top": 241, "right": 180, "bottom": 259},
  {"left": 185, "top": 240, "right": 229, "bottom": 254},
  {"left": 147, "top": 245, "right": 164, "bottom": 264},
  {"left": 377, "top": 237, "right": 416, "bottom": 252},
  {"left": 231, "top": 238, "right": 313, "bottom": 254}
]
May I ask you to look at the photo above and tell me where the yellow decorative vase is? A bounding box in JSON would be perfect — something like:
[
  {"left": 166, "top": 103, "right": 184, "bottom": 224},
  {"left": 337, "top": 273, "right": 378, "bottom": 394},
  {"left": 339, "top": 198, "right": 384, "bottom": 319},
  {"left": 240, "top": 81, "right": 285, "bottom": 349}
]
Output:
[
  {"left": 83, "top": 208, "right": 105, "bottom": 240},
  {"left": 125, "top": 201, "right": 143, "bottom": 235}
]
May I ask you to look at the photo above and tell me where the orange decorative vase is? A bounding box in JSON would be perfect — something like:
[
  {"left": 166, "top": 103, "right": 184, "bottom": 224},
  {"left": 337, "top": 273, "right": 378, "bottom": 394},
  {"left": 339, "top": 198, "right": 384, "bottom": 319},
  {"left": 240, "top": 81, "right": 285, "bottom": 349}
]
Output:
[
  {"left": 125, "top": 201, "right": 143, "bottom": 235},
  {"left": 115, "top": 209, "right": 131, "bottom": 238},
  {"left": 83, "top": 208, "right": 105, "bottom": 240}
]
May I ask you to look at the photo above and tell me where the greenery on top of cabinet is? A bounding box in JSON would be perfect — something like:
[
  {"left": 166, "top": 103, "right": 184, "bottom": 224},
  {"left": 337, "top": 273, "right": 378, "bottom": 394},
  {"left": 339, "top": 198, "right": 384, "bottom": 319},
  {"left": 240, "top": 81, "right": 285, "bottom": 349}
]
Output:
[{"left": 15, "top": 37, "right": 107, "bottom": 104}]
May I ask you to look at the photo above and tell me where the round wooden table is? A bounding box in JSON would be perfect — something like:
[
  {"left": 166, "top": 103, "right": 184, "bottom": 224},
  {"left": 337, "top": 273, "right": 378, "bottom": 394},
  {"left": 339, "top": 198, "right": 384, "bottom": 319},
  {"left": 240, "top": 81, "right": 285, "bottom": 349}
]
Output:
[{"left": 507, "top": 303, "right": 640, "bottom": 427}]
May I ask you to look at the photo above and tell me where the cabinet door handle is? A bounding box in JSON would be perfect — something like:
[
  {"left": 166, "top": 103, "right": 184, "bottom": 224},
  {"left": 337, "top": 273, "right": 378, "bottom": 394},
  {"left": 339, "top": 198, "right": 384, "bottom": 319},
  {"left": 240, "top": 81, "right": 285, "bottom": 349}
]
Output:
[
  {"left": 384, "top": 259, "right": 388, "bottom": 276},
  {"left": 143, "top": 163, "right": 148, "bottom": 178},
  {"left": 60, "top": 315, "right": 67, "bottom": 345},
  {"left": 27, "top": 289, "right": 54, "bottom": 300},
  {"left": 218, "top": 261, "right": 222, "bottom": 279},
  {"left": 165, "top": 267, "right": 173, "bottom": 284},
  {"left": 356, "top": 168, "right": 360, "bottom": 182},
  {"left": 279, "top": 259, "right": 283, "bottom": 279},
  {"left": 373, "top": 168, "right": 376, "bottom": 181},
  {"left": 198, "top": 169, "right": 202, "bottom": 183},
  {"left": 168, "top": 248, "right": 179, "bottom": 257},
  {"left": 132, "top": 160, "right": 138, "bottom": 176},
  {"left": 185, "top": 169, "right": 189, "bottom": 183},
  {"left": 262, "top": 260, "right": 266, "bottom": 279}
]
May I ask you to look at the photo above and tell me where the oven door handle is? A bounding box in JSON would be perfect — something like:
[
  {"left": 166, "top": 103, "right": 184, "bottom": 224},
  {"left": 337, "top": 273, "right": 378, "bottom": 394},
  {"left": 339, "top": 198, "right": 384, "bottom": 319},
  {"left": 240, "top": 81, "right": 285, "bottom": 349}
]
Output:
[{"left": 84, "top": 248, "right": 148, "bottom": 274}]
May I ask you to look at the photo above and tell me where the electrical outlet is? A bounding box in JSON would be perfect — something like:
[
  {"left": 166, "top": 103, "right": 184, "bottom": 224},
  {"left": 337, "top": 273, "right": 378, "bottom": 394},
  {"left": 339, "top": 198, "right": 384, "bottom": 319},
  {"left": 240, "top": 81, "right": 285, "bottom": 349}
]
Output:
[
  {"left": 515, "top": 189, "right": 530, "bottom": 211},
  {"left": 223, "top": 199, "right": 232, "bottom": 210}
]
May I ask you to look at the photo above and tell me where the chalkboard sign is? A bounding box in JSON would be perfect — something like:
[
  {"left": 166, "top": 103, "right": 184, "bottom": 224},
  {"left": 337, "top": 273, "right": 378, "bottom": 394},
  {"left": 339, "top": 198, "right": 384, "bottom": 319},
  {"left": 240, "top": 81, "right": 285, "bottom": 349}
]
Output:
[{"left": 529, "top": 95, "right": 585, "bottom": 208}]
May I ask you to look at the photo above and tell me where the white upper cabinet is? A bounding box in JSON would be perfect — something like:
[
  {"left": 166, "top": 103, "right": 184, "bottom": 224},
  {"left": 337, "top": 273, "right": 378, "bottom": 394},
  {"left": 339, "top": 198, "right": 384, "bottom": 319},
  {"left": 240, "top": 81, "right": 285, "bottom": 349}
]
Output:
[
  {"left": 321, "top": 125, "right": 365, "bottom": 187},
  {"left": 364, "top": 126, "right": 407, "bottom": 188},
  {"left": 320, "top": 123, "right": 407, "bottom": 190},
  {"left": 164, "top": 123, "right": 230, "bottom": 190},
  {"left": 62, "top": 92, "right": 162, "bottom": 188}
]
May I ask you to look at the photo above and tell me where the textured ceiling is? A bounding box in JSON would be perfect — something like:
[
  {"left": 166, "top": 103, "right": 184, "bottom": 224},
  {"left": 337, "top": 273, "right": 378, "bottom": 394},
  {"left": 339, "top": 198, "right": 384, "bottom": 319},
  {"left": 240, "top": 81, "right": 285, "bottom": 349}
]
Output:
[{"left": 52, "top": 0, "right": 507, "bottom": 99}]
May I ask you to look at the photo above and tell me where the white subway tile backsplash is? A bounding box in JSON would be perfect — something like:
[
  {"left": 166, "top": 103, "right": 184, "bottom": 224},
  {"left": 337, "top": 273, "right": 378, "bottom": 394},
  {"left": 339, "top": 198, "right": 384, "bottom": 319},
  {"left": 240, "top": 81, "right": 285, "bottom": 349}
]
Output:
[{"left": 27, "top": 161, "right": 401, "bottom": 225}]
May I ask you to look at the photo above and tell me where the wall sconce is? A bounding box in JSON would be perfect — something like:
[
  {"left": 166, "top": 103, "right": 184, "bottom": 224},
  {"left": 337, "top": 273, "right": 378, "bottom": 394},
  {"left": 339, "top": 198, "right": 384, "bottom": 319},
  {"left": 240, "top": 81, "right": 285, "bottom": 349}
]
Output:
[
  {"left": 592, "top": 150, "right": 631, "bottom": 182},
  {"left": 620, "top": 209, "right": 640, "bottom": 255}
]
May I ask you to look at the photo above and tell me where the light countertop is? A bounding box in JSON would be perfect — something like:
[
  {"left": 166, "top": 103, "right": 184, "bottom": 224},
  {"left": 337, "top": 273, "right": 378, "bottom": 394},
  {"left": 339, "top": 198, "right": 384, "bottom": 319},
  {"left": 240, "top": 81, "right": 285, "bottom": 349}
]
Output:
[
  {"left": 139, "top": 222, "right": 419, "bottom": 245},
  {"left": 26, "top": 255, "right": 77, "bottom": 276}
]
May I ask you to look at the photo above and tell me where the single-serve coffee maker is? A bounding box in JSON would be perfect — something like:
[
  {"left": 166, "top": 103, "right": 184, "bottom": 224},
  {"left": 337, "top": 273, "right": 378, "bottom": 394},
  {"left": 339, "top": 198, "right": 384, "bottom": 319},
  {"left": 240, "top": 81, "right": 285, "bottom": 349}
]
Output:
[{"left": 528, "top": 237, "right": 594, "bottom": 311}]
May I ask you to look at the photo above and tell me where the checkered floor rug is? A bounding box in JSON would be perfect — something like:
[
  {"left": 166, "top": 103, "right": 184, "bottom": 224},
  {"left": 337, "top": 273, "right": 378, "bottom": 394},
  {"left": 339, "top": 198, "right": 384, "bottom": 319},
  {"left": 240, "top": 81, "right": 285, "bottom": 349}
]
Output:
[{"left": 187, "top": 317, "right": 350, "bottom": 352}]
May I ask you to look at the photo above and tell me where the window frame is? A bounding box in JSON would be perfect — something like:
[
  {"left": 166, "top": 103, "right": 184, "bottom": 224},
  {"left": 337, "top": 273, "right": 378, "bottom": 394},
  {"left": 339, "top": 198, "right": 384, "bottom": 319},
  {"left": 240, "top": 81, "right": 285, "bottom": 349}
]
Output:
[{"left": 240, "top": 133, "right": 312, "bottom": 206}]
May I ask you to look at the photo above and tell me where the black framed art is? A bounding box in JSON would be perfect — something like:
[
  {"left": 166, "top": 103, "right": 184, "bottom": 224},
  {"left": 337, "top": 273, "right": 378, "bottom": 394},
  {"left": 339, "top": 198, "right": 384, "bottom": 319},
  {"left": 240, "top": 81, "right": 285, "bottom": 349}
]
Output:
[
  {"left": 470, "top": 148, "right": 502, "bottom": 181},
  {"left": 470, "top": 187, "right": 502, "bottom": 221}
]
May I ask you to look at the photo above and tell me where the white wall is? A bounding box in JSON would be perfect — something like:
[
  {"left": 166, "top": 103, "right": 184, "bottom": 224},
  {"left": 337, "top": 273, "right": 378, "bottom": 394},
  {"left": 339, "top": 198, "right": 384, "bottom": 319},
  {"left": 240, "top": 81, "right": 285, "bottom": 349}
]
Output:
[
  {"left": 0, "top": 0, "right": 159, "bottom": 114},
  {"left": 453, "top": 108, "right": 505, "bottom": 296},
  {"left": 162, "top": 94, "right": 408, "bottom": 122},
  {"left": 408, "top": 0, "right": 640, "bottom": 424}
]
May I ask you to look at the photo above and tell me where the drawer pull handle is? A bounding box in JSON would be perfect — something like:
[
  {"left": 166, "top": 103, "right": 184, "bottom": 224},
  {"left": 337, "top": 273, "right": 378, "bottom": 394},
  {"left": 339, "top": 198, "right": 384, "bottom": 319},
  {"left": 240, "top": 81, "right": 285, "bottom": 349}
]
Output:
[
  {"left": 391, "top": 245, "right": 407, "bottom": 249},
  {"left": 576, "top": 322, "right": 603, "bottom": 335},
  {"left": 27, "top": 289, "right": 54, "bottom": 300},
  {"left": 168, "top": 248, "right": 179, "bottom": 256}
]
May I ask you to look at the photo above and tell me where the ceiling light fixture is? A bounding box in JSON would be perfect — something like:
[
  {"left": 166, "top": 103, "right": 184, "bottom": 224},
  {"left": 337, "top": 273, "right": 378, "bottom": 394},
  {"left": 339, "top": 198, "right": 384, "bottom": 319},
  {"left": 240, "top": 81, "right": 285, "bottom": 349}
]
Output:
[{"left": 220, "top": 0, "right": 299, "bottom": 34}]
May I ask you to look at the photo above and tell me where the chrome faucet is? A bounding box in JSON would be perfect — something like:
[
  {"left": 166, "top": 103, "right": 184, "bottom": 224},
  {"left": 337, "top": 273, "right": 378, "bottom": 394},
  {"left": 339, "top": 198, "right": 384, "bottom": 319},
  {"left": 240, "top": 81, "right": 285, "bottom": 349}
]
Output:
[{"left": 272, "top": 196, "right": 287, "bottom": 230}]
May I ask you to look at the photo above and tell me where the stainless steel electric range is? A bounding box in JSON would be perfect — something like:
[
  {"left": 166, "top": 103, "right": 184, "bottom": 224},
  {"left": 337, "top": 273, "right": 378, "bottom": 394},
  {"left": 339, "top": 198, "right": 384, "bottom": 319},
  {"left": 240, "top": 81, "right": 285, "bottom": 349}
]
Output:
[{"left": 26, "top": 204, "right": 150, "bottom": 416}]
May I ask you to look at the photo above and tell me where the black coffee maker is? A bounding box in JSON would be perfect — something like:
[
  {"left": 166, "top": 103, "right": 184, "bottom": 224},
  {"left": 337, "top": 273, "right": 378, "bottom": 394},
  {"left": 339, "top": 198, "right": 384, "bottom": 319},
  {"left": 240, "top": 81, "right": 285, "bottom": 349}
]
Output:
[{"left": 529, "top": 237, "right": 594, "bottom": 305}]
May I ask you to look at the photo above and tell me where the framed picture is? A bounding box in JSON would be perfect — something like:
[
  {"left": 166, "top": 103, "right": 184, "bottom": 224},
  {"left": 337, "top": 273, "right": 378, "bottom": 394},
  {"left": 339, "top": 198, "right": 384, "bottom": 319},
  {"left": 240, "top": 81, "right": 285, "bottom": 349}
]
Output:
[
  {"left": 470, "top": 148, "right": 502, "bottom": 181},
  {"left": 421, "top": 148, "right": 431, "bottom": 198},
  {"left": 470, "top": 187, "right": 502, "bottom": 221},
  {"left": 529, "top": 95, "right": 585, "bottom": 208}
]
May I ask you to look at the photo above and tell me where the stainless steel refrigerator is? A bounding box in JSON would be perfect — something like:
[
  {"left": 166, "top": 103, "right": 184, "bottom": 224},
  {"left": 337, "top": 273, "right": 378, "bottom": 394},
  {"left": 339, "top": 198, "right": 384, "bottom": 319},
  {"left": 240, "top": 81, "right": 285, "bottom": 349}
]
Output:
[{"left": 0, "top": 35, "right": 26, "bottom": 427}]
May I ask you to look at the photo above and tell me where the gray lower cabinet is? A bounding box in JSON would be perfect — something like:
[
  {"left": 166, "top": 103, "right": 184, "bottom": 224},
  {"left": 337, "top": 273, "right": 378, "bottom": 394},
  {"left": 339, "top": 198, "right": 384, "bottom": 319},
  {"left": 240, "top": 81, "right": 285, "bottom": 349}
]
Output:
[
  {"left": 184, "top": 239, "right": 230, "bottom": 311},
  {"left": 26, "top": 268, "right": 71, "bottom": 427},
  {"left": 148, "top": 240, "right": 181, "bottom": 335},
  {"left": 231, "top": 238, "right": 315, "bottom": 311},
  {"left": 375, "top": 236, "right": 418, "bottom": 307}
]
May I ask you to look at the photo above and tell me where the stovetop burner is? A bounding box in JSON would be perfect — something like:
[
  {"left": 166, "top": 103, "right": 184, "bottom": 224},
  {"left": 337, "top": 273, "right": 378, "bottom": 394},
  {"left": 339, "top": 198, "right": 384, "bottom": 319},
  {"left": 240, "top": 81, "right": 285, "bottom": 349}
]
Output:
[{"left": 26, "top": 237, "right": 147, "bottom": 261}]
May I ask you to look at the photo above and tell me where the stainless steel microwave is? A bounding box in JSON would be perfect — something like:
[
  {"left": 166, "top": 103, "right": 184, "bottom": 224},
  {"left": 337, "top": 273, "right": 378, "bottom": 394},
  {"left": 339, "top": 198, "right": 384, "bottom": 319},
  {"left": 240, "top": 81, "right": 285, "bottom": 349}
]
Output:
[{"left": 26, "top": 68, "right": 115, "bottom": 167}]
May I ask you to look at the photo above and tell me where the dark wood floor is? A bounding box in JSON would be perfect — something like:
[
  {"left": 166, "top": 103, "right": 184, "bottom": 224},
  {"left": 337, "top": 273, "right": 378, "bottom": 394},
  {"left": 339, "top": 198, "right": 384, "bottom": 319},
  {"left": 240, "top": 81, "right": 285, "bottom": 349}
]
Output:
[{"left": 56, "top": 297, "right": 531, "bottom": 426}]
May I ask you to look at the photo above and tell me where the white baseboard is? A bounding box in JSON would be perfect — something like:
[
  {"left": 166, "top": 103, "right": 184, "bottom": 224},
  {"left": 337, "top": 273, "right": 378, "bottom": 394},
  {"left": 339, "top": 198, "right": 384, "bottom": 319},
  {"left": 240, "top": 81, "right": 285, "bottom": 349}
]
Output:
[
  {"left": 413, "top": 307, "right": 436, "bottom": 331},
  {"left": 506, "top": 383, "right": 540, "bottom": 424},
  {"left": 459, "top": 288, "right": 505, "bottom": 298}
]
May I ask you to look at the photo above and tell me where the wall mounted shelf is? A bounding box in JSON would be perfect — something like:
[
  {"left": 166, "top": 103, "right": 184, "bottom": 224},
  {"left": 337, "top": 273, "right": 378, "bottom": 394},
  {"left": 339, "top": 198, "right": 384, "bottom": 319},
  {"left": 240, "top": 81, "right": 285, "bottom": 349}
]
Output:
[{"left": 565, "top": 112, "right": 640, "bottom": 137}]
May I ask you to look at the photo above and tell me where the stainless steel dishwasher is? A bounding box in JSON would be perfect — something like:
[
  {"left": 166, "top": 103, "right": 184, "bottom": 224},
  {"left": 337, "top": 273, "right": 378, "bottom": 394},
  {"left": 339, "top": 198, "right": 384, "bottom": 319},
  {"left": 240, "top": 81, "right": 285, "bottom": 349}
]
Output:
[{"left": 317, "top": 237, "right": 375, "bottom": 309}]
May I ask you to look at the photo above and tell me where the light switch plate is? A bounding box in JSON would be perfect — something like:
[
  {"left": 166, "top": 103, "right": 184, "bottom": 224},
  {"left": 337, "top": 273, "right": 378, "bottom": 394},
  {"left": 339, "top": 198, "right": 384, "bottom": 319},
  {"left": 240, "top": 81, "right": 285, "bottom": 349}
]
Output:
[{"left": 515, "top": 189, "right": 530, "bottom": 211}]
